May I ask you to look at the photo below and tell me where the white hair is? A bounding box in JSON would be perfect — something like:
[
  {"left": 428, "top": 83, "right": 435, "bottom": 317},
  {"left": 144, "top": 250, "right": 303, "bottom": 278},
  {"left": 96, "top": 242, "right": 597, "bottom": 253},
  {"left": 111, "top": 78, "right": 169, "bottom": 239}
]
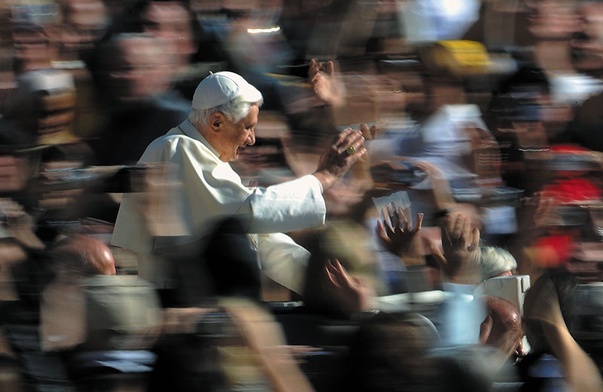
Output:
[
  {"left": 478, "top": 246, "right": 517, "bottom": 281},
  {"left": 188, "top": 94, "right": 263, "bottom": 127}
]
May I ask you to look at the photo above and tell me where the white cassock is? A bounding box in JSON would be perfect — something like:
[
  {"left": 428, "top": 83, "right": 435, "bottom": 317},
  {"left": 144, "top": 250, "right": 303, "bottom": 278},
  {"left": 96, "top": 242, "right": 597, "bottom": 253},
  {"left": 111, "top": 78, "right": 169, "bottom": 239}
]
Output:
[{"left": 112, "top": 119, "right": 326, "bottom": 293}]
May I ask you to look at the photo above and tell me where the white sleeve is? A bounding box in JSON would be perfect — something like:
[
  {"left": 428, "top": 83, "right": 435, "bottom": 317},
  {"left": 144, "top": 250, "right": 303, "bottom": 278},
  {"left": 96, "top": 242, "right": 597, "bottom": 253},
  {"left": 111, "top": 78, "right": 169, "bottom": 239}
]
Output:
[
  {"left": 256, "top": 233, "right": 310, "bottom": 294},
  {"left": 247, "top": 174, "right": 326, "bottom": 233}
]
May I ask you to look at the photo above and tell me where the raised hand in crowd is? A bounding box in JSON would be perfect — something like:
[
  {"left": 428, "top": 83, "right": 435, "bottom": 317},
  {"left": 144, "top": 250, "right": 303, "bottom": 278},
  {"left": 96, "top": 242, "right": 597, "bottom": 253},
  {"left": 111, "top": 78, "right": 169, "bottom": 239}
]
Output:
[
  {"left": 376, "top": 202, "right": 424, "bottom": 261},
  {"left": 431, "top": 211, "right": 481, "bottom": 284},
  {"left": 309, "top": 59, "right": 346, "bottom": 108},
  {"left": 411, "top": 160, "right": 456, "bottom": 210},
  {"left": 359, "top": 122, "right": 379, "bottom": 141},
  {"left": 324, "top": 258, "right": 376, "bottom": 314}
]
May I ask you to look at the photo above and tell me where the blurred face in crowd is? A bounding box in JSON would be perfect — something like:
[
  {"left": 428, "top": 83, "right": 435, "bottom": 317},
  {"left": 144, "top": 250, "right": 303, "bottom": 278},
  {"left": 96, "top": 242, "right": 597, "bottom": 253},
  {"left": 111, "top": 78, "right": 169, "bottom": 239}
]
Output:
[
  {"left": 98, "top": 35, "right": 173, "bottom": 104},
  {"left": 142, "top": 1, "right": 194, "bottom": 67},
  {"left": 60, "top": 0, "right": 108, "bottom": 50},
  {"left": 0, "top": 154, "right": 30, "bottom": 193},
  {"left": 210, "top": 105, "right": 259, "bottom": 162},
  {"left": 523, "top": 0, "right": 581, "bottom": 40},
  {"left": 12, "top": 26, "right": 52, "bottom": 73},
  {"left": 101, "top": 0, "right": 124, "bottom": 18},
  {"left": 571, "top": 3, "right": 603, "bottom": 74}
]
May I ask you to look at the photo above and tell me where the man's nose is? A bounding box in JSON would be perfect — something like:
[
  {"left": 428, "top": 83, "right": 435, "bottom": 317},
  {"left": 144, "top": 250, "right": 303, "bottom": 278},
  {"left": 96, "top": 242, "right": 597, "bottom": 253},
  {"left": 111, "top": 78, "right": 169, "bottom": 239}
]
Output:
[{"left": 247, "top": 129, "right": 256, "bottom": 145}]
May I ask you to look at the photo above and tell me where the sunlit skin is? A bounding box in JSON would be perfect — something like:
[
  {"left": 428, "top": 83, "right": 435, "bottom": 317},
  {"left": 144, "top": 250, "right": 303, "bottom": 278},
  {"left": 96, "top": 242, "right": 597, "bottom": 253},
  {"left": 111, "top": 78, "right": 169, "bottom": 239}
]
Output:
[
  {"left": 60, "top": 0, "right": 108, "bottom": 50},
  {"left": 524, "top": 0, "right": 581, "bottom": 40},
  {"left": 0, "top": 155, "right": 29, "bottom": 192},
  {"left": 99, "top": 36, "right": 172, "bottom": 104},
  {"left": 12, "top": 27, "right": 53, "bottom": 72},
  {"left": 53, "top": 234, "right": 117, "bottom": 278},
  {"left": 571, "top": 3, "right": 603, "bottom": 73},
  {"left": 193, "top": 71, "right": 367, "bottom": 191},
  {"left": 143, "top": 1, "right": 194, "bottom": 67},
  {"left": 206, "top": 105, "right": 259, "bottom": 162}
]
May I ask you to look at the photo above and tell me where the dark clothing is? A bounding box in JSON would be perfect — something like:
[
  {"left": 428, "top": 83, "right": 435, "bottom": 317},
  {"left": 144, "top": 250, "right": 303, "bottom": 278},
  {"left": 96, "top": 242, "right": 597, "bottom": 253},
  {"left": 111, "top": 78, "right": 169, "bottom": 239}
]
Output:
[
  {"left": 166, "top": 217, "right": 262, "bottom": 307},
  {"left": 556, "top": 92, "right": 603, "bottom": 152},
  {"left": 91, "top": 93, "right": 190, "bottom": 166}
]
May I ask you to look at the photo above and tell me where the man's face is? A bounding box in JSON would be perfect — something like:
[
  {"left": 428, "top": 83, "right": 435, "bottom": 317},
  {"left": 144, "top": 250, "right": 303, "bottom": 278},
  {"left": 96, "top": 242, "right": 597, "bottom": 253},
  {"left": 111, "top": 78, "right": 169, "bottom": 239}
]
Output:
[
  {"left": 523, "top": 0, "right": 581, "bottom": 40},
  {"left": 12, "top": 27, "right": 52, "bottom": 72},
  {"left": 571, "top": 4, "right": 603, "bottom": 73},
  {"left": 142, "top": 1, "right": 194, "bottom": 66},
  {"left": 215, "top": 105, "right": 259, "bottom": 162},
  {"left": 0, "top": 155, "right": 30, "bottom": 192},
  {"left": 61, "top": 0, "right": 108, "bottom": 50},
  {"left": 99, "top": 36, "right": 172, "bottom": 104}
]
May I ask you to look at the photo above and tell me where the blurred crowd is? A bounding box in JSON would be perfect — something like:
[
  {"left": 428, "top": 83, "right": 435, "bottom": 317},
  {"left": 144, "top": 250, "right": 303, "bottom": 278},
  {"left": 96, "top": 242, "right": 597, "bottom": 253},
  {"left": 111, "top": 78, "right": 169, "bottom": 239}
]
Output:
[{"left": 0, "top": 0, "right": 603, "bottom": 391}]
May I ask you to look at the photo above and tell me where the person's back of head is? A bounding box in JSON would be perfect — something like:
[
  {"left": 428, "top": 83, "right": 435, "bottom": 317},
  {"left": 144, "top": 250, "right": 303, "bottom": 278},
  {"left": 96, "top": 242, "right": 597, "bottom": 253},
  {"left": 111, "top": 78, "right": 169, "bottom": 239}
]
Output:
[
  {"left": 477, "top": 246, "right": 517, "bottom": 281},
  {"left": 301, "top": 226, "right": 381, "bottom": 317},
  {"left": 432, "top": 346, "right": 502, "bottom": 392},
  {"left": 44, "top": 234, "right": 162, "bottom": 352},
  {"left": 486, "top": 65, "right": 549, "bottom": 131},
  {"left": 52, "top": 233, "right": 116, "bottom": 278},
  {"left": 346, "top": 312, "right": 442, "bottom": 392},
  {"left": 520, "top": 269, "right": 603, "bottom": 391},
  {"left": 479, "top": 295, "right": 523, "bottom": 360},
  {"left": 523, "top": 269, "right": 580, "bottom": 353}
]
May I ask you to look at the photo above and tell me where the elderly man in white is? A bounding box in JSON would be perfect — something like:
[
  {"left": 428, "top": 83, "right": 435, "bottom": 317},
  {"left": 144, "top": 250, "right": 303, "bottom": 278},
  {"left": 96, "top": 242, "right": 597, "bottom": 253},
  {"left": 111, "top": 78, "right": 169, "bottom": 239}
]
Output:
[{"left": 111, "top": 71, "right": 366, "bottom": 296}]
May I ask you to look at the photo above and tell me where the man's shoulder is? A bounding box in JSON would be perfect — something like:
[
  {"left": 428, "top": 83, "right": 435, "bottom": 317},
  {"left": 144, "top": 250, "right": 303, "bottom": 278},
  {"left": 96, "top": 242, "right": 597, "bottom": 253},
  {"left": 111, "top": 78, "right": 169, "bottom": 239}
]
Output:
[{"left": 141, "top": 128, "right": 213, "bottom": 161}]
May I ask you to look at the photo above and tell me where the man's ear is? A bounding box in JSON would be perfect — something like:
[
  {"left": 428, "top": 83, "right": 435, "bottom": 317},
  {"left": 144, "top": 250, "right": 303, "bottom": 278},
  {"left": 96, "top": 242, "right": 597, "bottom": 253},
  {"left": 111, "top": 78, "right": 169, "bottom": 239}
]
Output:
[{"left": 209, "top": 112, "right": 223, "bottom": 132}]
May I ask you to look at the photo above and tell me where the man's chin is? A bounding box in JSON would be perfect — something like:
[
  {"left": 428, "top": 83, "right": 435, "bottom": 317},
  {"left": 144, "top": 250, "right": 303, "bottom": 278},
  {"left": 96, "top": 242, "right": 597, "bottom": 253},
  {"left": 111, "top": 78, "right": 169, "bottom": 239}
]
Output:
[{"left": 227, "top": 150, "right": 242, "bottom": 162}]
